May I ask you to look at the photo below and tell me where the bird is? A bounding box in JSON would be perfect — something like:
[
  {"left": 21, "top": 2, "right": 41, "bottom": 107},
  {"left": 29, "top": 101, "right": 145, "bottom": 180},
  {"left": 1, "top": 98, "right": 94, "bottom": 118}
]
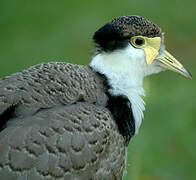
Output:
[{"left": 0, "top": 15, "right": 191, "bottom": 180}]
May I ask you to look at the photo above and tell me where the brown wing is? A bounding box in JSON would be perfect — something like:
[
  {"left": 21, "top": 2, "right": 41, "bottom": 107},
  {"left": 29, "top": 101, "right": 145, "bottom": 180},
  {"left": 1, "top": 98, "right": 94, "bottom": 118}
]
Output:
[
  {"left": 0, "top": 102, "right": 126, "bottom": 180},
  {"left": 0, "top": 62, "right": 108, "bottom": 117},
  {"left": 0, "top": 62, "right": 126, "bottom": 179}
]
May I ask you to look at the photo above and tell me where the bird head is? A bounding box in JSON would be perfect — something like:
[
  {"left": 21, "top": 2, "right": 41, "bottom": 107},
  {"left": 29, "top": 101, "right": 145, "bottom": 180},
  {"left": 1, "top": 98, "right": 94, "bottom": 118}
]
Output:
[
  {"left": 90, "top": 15, "right": 192, "bottom": 134},
  {"left": 91, "top": 15, "right": 192, "bottom": 80}
]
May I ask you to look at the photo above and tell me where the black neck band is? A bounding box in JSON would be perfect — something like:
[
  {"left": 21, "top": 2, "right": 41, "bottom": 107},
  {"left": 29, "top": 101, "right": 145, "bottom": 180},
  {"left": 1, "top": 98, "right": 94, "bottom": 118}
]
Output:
[{"left": 95, "top": 71, "right": 135, "bottom": 145}]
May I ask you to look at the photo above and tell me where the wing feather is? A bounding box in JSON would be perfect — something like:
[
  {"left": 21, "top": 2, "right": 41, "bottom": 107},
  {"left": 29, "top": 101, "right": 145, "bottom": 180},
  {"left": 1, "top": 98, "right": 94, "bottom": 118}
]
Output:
[
  {"left": 0, "top": 103, "right": 125, "bottom": 179},
  {"left": 0, "top": 62, "right": 126, "bottom": 179}
]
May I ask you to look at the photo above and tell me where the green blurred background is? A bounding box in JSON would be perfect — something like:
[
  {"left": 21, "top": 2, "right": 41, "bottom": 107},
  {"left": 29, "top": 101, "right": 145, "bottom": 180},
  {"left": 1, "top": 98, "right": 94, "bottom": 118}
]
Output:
[{"left": 0, "top": 0, "right": 195, "bottom": 179}]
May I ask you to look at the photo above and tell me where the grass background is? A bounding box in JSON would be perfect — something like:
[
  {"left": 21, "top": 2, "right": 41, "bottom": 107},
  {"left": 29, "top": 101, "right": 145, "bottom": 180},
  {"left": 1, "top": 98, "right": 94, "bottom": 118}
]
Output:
[{"left": 0, "top": 0, "right": 195, "bottom": 179}]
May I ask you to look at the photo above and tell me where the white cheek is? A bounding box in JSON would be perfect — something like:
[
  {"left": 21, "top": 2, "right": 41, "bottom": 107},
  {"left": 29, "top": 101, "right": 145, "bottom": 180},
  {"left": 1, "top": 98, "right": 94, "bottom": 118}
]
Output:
[
  {"left": 119, "top": 45, "right": 147, "bottom": 77},
  {"left": 91, "top": 44, "right": 146, "bottom": 76},
  {"left": 124, "top": 44, "right": 164, "bottom": 76},
  {"left": 144, "top": 58, "right": 164, "bottom": 76},
  {"left": 125, "top": 44, "right": 146, "bottom": 65},
  {"left": 123, "top": 44, "right": 164, "bottom": 76}
]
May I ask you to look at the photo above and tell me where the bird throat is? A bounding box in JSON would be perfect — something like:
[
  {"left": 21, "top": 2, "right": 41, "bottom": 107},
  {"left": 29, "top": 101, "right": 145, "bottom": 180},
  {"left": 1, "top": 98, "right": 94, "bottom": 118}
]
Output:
[
  {"left": 90, "top": 53, "right": 146, "bottom": 145},
  {"left": 95, "top": 71, "right": 145, "bottom": 145}
]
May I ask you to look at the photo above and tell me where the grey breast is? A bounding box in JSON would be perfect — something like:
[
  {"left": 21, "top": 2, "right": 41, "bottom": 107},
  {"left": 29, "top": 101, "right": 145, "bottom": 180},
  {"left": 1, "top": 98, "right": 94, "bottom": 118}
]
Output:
[{"left": 0, "top": 62, "right": 126, "bottom": 180}]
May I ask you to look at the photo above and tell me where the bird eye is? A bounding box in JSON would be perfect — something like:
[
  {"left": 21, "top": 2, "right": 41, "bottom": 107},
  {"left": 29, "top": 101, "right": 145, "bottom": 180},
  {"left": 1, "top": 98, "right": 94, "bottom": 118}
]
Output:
[
  {"left": 131, "top": 36, "right": 146, "bottom": 48},
  {"left": 135, "top": 38, "right": 144, "bottom": 46}
]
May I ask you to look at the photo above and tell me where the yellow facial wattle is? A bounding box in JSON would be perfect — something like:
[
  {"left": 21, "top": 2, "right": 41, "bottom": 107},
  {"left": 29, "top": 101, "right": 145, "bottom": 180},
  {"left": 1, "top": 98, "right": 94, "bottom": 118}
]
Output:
[
  {"left": 130, "top": 36, "right": 161, "bottom": 65},
  {"left": 143, "top": 37, "right": 161, "bottom": 65}
]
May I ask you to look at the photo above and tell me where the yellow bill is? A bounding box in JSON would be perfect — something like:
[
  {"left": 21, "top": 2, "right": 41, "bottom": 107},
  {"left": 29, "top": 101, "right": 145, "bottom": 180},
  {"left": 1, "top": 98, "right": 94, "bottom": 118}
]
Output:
[
  {"left": 139, "top": 36, "right": 192, "bottom": 79},
  {"left": 156, "top": 50, "right": 192, "bottom": 79}
]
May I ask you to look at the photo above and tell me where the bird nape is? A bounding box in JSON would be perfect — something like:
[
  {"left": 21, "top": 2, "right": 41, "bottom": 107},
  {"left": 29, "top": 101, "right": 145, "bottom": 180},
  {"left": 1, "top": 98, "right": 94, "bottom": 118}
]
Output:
[{"left": 0, "top": 15, "right": 191, "bottom": 180}]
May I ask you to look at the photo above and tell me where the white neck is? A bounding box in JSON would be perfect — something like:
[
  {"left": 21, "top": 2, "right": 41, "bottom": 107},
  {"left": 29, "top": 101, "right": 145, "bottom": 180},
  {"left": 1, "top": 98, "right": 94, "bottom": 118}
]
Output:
[{"left": 90, "top": 45, "right": 162, "bottom": 134}]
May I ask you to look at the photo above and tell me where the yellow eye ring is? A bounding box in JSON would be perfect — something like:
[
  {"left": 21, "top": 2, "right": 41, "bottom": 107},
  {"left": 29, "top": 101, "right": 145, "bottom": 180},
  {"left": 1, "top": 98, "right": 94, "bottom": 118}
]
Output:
[{"left": 130, "top": 36, "right": 146, "bottom": 48}]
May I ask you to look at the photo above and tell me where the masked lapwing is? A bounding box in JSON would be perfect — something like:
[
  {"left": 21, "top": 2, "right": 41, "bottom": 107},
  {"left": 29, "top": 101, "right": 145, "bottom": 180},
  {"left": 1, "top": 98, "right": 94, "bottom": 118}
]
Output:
[{"left": 0, "top": 15, "right": 191, "bottom": 180}]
